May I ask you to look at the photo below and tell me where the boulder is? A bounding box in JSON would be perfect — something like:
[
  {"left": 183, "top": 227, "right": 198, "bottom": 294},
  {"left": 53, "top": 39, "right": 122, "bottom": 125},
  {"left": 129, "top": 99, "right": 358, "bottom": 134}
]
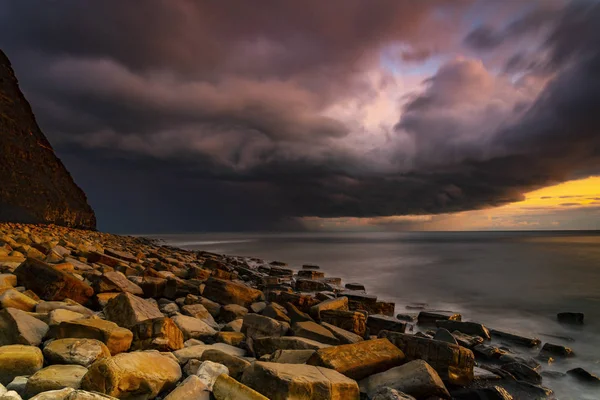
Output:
[
  {"left": 0, "top": 308, "right": 49, "bottom": 346},
  {"left": 43, "top": 339, "right": 110, "bottom": 367},
  {"left": 501, "top": 362, "right": 542, "bottom": 384},
  {"left": 417, "top": 312, "right": 461, "bottom": 325},
  {"left": 139, "top": 277, "right": 167, "bottom": 298},
  {"left": 436, "top": 320, "right": 491, "bottom": 340},
  {"left": 163, "top": 376, "right": 209, "bottom": 400},
  {"left": 567, "top": 367, "right": 600, "bottom": 384},
  {"left": 215, "top": 332, "right": 245, "bottom": 347},
  {"left": 367, "top": 314, "right": 408, "bottom": 336},
  {"left": 25, "top": 365, "right": 88, "bottom": 398},
  {"left": 86, "top": 252, "right": 122, "bottom": 268},
  {"left": 202, "top": 278, "right": 264, "bottom": 307},
  {"left": 297, "top": 270, "right": 324, "bottom": 279},
  {"left": 310, "top": 297, "right": 348, "bottom": 319},
  {"left": 48, "top": 309, "right": 86, "bottom": 326},
  {"left": 36, "top": 301, "right": 94, "bottom": 317},
  {"left": 194, "top": 361, "right": 229, "bottom": 391},
  {"left": 292, "top": 321, "right": 339, "bottom": 345},
  {"left": 81, "top": 351, "right": 182, "bottom": 399},
  {"left": 557, "top": 312, "right": 584, "bottom": 325},
  {"left": 181, "top": 304, "right": 218, "bottom": 328},
  {"left": 213, "top": 374, "right": 269, "bottom": 400},
  {"left": 284, "top": 302, "right": 314, "bottom": 325},
  {"left": 296, "top": 278, "right": 332, "bottom": 292},
  {"left": 130, "top": 317, "right": 184, "bottom": 352},
  {"left": 265, "top": 349, "right": 316, "bottom": 364},
  {"left": 379, "top": 331, "right": 474, "bottom": 386},
  {"left": 452, "top": 386, "right": 514, "bottom": 400},
  {"left": 91, "top": 271, "right": 143, "bottom": 296},
  {"left": 252, "top": 337, "right": 330, "bottom": 358},
  {"left": 538, "top": 342, "right": 573, "bottom": 359},
  {"left": 103, "top": 292, "right": 163, "bottom": 328},
  {"left": 371, "top": 387, "right": 416, "bottom": 400},
  {"left": 218, "top": 304, "right": 248, "bottom": 323},
  {"left": 452, "top": 331, "right": 484, "bottom": 348},
  {"left": 201, "top": 349, "right": 251, "bottom": 380},
  {"left": 49, "top": 319, "right": 133, "bottom": 355},
  {"left": 320, "top": 310, "right": 366, "bottom": 336},
  {"left": 321, "top": 322, "right": 363, "bottom": 344},
  {"left": 359, "top": 360, "right": 450, "bottom": 399},
  {"left": 171, "top": 315, "right": 217, "bottom": 341},
  {"left": 307, "top": 338, "right": 405, "bottom": 381},
  {"left": 0, "top": 274, "right": 17, "bottom": 289},
  {"left": 434, "top": 328, "right": 458, "bottom": 345},
  {"left": 0, "top": 289, "right": 38, "bottom": 311},
  {"left": 242, "top": 314, "right": 289, "bottom": 341},
  {"left": 0, "top": 345, "right": 43, "bottom": 386},
  {"left": 489, "top": 330, "right": 540, "bottom": 348},
  {"left": 14, "top": 258, "right": 93, "bottom": 304},
  {"left": 241, "top": 361, "right": 360, "bottom": 400},
  {"left": 173, "top": 344, "right": 245, "bottom": 365}
]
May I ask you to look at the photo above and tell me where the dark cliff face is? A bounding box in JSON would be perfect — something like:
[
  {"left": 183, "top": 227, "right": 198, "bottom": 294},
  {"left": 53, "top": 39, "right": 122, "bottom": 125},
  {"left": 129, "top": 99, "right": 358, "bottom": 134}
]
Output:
[{"left": 0, "top": 50, "right": 96, "bottom": 229}]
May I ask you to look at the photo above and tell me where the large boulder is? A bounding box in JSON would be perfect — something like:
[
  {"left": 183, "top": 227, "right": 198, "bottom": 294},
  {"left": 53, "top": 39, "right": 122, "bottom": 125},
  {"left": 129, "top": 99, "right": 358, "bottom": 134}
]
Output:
[
  {"left": 252, "top": 337, "right": 330, "bottom": 358},
  {"left": 359, "top": 360, "right": 450, "bottom": 399},
  {"left": 43, "top": 338, "right": 111, "bottom": 367},
  {"left": 203, "top": 278, "right": 264, "bottom": 307},
  {"left": 49, "top": 319, "right": 133, "bottom": 355},
  {"left": 130, "top": 317, "right": 184, "bottom": 352},
  {"left": 379, "top": 331, "right": 474, "bottom": 386},
  {"left": 194, "top": 361, "right": 229, "bottom": 391},
  {"left": 367, "top": 315, "right": 408, "bottom": 336},
  {"left": 181, "top": 304, "right": 218, "bottom": 329},
  {"left": 0, "top": 307, "right": 49, "bottom": 346},
  {"left": 14, "top": 258, "right": 93, "bottom": 304},
  {"left": 310, "top": 297, "right": 348, "bottom": 319},
  {"left": 213, "top": 374, "right": 269, "bottom": 400},
  {"left": 0, "top": 345, "right": 44, "bottom": 385},
  {"left": 25, "top": 365, "right": 88, "bottom": 398},
  {"left": 103, "top": 292, "right": 163, "bottom": 328},
  {"left": 171, "top": 315, "right": 217, "bottom": 341},
  {"left": 320, "top": 310, "right": 366, "bottom": 337},
  {"left": 307, "top": 338, "right": 405, "bottom": 381},
  {"left": 81, "top": 351, "right": 182, "bottom": 399},
  {"left": 242, "top": 314, "right": 289, "bottom": 341},
  {"left": 241, "top": 361, "right": 360, "bottom": 400},
  {"left": 90, "top": 271, "right": 143, "bottom": 296}
]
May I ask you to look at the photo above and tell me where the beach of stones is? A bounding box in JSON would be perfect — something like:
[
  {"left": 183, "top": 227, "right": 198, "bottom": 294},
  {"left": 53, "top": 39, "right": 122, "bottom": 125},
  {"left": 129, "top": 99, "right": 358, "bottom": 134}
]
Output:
[{"left": 0, "top": 223, "right": 596, "bottom": 400}]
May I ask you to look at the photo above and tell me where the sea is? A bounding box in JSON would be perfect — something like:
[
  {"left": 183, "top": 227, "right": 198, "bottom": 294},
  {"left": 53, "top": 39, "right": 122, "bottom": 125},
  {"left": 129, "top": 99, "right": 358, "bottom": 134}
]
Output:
[{"left": 152, "top": 230, "right": 600, "bottom": 399}]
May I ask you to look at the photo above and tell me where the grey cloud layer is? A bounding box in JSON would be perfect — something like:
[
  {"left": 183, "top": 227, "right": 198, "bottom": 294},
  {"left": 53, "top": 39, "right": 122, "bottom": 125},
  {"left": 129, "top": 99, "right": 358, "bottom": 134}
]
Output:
[{"left": 0, "top": 0, "right": 599, "bottom": 232}]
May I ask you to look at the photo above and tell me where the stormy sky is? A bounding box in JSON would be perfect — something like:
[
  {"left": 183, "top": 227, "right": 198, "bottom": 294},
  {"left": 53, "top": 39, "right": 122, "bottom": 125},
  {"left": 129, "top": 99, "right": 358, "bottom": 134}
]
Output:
[{"left": 1, "top": 0, "right": 599, "bottom": 232}]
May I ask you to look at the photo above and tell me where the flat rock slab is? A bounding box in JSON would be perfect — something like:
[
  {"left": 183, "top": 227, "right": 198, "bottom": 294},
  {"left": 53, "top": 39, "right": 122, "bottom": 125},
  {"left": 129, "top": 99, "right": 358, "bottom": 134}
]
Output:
[
  {"left": 25, "top": 364, "right": 88, "bottom": 398},
  {"left": 417, "top": 312, "right": 461, "bottom": 325},
  {"left": 213, "top": 373, "right": 269, "bottom": 400},
  {"left": 203, "top": 278, "right": 264, "bottom": 307},
  {"left": 241, "top": 361, "right": 359, "bottom": 400},
  {"left": 252, "top": 336, "right": 330, "bottom": 358},
  {"left": 0, "top": 307, "right": 49, "bottom": 346},
  {"left": 103, "top": 292, "right": 163, "bottom": 328},
  {"left": 436, "top": 320, "right": 490, "bottom": 340},
  {"left": 43, "top": 338, "right": 111, "bottom": 367},
  {"left": 292, "top": 321, "right": 340, "bottom": 345},
  {"left": 307, "top": 338, "right": 405, "bottom": 381},
  {"left": 489, "top": 329, "right": 540, "bottom": 348},
  {"left": 367, "top": 314, "right": 408, "bottom": 336},
  {"left": 320, "top": 309, "right": 366, "bottom": 337},
  {"left": 49, "top": 318, "right": 133, "bottom": 355},
  {"left": 379, "top": 331, "right": 474, "bottom": 386}
]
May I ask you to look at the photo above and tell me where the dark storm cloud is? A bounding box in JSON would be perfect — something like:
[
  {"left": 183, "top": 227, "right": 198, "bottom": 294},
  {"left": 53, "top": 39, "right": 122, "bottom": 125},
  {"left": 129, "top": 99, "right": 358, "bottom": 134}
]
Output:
[{"left": 0, "top": 0, "right": 599, "bottom": 232}]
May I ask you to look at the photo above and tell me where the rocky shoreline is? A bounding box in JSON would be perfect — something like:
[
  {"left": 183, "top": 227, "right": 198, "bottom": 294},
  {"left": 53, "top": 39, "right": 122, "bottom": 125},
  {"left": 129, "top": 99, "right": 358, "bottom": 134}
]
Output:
[{"left": 0, "top": 223, "right": 597, "bottom": 400}]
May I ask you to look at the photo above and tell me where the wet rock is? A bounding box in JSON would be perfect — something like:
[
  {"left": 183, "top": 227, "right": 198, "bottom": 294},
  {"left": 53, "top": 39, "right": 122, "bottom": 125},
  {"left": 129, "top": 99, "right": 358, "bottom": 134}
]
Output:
[
  {"left": 49, "top": 319, "right": 133, "bottom": 355},
  {"left": 473, "top": 366, "right": 502, "bottom": 381},
  {"left": 130, "top": 317, "right": 184, "bottom": 352},
  {"left": 0, "top": 289, "right": 38, "bottom": 312},
  {"left": 163, "top": 375, "right": 208, "bottom": 400},
  {"left": 452, "top": 386, "right": 514, "bottom": 400},
  {"left": 203, "top": 278, "right": 264, "bottom": 307},
  {"left": 241, "top": 361, "right": 360, "bottom": 400},
  {"left": 201, "top": 349, "right": 250, "bottom": 380},
  {"left": 302, "top": 264, "right": 320, "bottom": 270},
  {"left": 489, "top": 329, "right": 540, "bottom": 348},
  {"left": 242, "top": 314, "right": 289, "bottom": 341},
  {"left": 0, "top": 345, "right": 43, "bottom": 386},
  {"left": 557, "top": 312, "right": 584, "bottom": 325},
  {"left": 297, "top": 270, "right": 325, "bottom": 279},
  {"left": 296, "top": 278, "right": 332, "bottom": 292},
  {"left": 172, "top": 315, "right": 217, "bottom": 341},
  {"left": 418, "top": 311, "right": 461, "bottom": 325},
  {"left": 345, "top": 283, "right": 366, "bottom": 291},
  {"left": 103, "top": 292, "right": 163, "bottom": 329},
  {"left": 90, "top": 271, "right": 143, "bottom": 295},
  {"left": 501, "top": 362, "right": 542, "bottom": 384},
  {"left": 307, "top": 338, "right": 405, "bottom": 381},
  {"left": 218, "top": 304, "right": 248, "bottom": 323},
  {"left": 292, "top": 321, "right": 340, "bottom": 345},
  {"left": 81, "top": 351, "right": 182, "bottom": 399},
  {"left": 512, "top": 381, "right": 553, "bottom": 398},
  {"left": 0, "top": 308, "right": 49, "bottom": 346},
  {"left": 367, "top": 314, "right": 408, "bottom": 336},
  {"left": 567, "top": 367, "right": 600, "bottom": 384},
  {"left": 310, "top": 296, "right": 348, "bottom": 319},
  {"left": 434, "top": 328, "right": 458, "bottom": 345},
  {"left": 472, "top": 344, "right": 507, "bottom": 360},
  {"left": 25, "top": 365, "right": 88, "bottom": 398},
  {"left": 213, "top": 374, "right": 269, "bottom": 400},
  {"left": 360, "top": 360, "right": 450, "bottom": 399},
  {"left": 320, "top": 309, "right": 366, "bottom": 336},
  {"left": 538, "top": 342, "right": 573, "bottom": 359},
  {"left": 14, "top": 258, "right": 93, "bottom": 304},
  {"left": 321, "top": 321, "right": 363, "bottom": 344},
  {"left": 436, "top": 320, "right": 490, "bottom": 340},
  {"left": 43, "top": 338, "right": 110, "bottom": 367},
  {"left": 195, "top": 361, "right": 228, "bottom": 391},
  {"left": 252, "top": 336, "right": 330, "bottom": 358},
  {"left": 379, "top": 331, "right": 475, "bottom": 386}
]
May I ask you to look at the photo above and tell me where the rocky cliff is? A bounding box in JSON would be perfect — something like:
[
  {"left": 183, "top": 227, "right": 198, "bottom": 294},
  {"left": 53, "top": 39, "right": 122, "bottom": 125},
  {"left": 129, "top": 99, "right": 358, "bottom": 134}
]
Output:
[{"left": 0, "top": 50, "right": 96, "bottom": 229}]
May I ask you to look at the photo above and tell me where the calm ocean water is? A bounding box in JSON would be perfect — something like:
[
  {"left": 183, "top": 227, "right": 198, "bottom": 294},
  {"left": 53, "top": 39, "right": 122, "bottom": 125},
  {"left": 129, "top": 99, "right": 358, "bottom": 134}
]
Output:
[{"left": 153, "top": 231, "right": 600, "bottom": 399}]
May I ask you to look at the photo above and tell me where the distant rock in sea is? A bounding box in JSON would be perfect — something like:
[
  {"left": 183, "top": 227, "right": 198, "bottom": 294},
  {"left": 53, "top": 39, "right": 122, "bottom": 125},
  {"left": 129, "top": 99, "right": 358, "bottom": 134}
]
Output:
[{"left": 0, "top": 49, "right": 95, "bottom": 229}]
